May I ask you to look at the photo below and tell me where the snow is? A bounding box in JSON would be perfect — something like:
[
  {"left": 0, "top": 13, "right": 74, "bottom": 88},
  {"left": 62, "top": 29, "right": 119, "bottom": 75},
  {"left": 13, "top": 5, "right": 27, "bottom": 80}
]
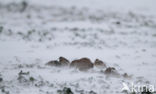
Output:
[{"left": 0, "top": 0, "right": 156, "bottom": 94}]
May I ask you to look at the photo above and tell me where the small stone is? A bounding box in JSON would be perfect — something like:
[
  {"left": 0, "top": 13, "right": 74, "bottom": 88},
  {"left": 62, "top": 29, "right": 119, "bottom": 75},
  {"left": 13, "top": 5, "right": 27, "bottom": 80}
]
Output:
[
  {"left": 58, "top": 87, "right": 73, "bottom": 94},
  {"left": 63, "top": 87, "right": 73, "bottom": 94}
]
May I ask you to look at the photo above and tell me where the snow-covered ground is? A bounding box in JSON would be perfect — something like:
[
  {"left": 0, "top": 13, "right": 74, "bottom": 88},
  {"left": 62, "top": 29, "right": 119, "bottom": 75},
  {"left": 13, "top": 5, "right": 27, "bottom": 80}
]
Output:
[{"left": 0, "top": 0, "right": 156, "bottom": 94}]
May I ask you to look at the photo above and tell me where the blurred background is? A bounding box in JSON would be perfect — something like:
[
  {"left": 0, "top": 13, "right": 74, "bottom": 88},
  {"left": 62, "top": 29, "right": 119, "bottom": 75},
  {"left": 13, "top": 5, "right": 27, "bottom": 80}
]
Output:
[{"left": 0, "top": 0, "right": 156, "bottom": 94}]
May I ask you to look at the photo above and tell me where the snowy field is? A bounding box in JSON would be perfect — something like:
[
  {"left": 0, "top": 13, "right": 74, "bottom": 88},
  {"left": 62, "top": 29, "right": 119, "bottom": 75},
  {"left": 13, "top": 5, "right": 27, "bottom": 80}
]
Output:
[{"left": 0, "top": 0, "right": 156, "bottom": 94}]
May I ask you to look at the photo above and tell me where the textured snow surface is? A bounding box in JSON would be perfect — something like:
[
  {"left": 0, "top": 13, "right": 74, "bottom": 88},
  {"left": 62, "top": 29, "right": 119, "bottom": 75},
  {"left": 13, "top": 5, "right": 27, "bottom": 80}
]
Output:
[{"left": 0, "top": 0, "right": 156, "bottom": 94}]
